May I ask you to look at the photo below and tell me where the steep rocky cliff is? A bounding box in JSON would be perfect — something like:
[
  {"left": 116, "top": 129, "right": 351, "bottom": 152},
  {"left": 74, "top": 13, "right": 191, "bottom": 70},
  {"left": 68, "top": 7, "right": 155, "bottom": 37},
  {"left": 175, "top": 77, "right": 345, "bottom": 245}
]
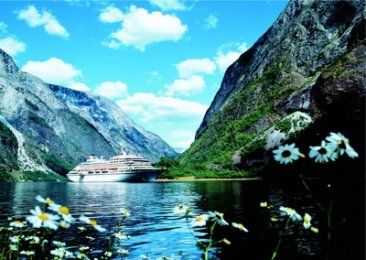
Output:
[
  {"left": 180, "top": 0, "right": 365, "bottom": 169},
  {"left": 0, "top": 49, "right": 177, "bottom": 180}
]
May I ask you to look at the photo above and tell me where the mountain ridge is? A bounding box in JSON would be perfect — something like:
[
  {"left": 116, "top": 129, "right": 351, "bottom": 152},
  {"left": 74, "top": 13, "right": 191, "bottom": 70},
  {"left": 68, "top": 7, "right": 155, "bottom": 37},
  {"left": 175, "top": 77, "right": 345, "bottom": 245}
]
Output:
[
  {"left": 0, "top": 49, "right": 177, "bottom": 180},
  {"left": 180, "top": 0, "right": 365, "bottom": 171}
]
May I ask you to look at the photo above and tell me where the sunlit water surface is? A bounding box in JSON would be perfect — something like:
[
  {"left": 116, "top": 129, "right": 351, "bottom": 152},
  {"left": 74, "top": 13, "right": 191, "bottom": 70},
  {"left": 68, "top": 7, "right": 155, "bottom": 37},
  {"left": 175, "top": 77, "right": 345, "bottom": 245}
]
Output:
[{"left": 0, "top": 181, "right": 322, "bottom": 259}]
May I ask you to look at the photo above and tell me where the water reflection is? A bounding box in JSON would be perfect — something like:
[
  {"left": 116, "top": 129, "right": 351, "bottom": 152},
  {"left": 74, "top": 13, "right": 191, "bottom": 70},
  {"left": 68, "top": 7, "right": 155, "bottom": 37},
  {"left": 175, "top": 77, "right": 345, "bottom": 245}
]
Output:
[{"left": 0, "top": 181, "right": 322, "bottom": 259}]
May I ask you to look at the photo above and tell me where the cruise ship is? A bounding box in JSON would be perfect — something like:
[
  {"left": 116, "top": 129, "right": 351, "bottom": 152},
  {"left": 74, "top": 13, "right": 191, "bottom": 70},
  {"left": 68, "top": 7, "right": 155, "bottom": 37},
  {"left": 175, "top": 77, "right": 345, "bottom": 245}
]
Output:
[{"left": 66, "top": 153, "right": 161, "bottom": 182}]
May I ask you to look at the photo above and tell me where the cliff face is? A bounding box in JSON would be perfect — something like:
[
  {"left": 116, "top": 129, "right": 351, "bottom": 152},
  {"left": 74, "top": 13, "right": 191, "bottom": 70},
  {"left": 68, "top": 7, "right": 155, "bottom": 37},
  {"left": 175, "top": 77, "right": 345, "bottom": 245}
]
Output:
[
  {"left": 48, "top": 85, "right": 177, "bottom": 162},
  {"left": 0, "top": 50, "right": 177, "bottom": 180},
  {"left": 181, "top": 0, "right": 365, "bottom": 168}
]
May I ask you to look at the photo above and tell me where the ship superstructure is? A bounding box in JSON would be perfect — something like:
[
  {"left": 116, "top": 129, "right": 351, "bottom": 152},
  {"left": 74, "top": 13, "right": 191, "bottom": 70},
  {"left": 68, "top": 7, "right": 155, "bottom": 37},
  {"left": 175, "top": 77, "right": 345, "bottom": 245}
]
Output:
[{"left": 67, "top": 153, "right": 161, "bottom": 182}]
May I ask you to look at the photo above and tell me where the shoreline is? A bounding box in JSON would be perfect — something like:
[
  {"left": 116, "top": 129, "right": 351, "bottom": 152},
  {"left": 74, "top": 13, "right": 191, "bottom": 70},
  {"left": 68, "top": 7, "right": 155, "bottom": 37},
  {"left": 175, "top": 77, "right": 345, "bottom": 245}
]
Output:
[{"left": 155, "top": 176, "right": 262, "bottom": 182}]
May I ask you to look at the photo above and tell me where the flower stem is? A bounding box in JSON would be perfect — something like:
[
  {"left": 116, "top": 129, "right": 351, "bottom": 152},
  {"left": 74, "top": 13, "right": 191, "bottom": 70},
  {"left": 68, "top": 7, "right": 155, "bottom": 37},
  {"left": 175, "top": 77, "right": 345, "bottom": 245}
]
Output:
[
  {"left": 299, "top": 174, "right": 325, "bottom": 211},
  {"left": 271, "top": 217, "right": 290, "bottom": 260}
]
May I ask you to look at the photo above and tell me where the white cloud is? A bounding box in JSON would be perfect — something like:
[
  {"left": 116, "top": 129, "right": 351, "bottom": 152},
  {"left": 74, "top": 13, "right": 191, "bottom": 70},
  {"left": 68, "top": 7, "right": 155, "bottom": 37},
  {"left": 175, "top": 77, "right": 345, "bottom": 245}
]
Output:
[
  {"left": 102, "top": 39, "right": 120, "bottom": 49},
  {"left": 215, "top": 51, "right": 241, "bottom": 72},
  {"left": 203, "top": 15, "right": 218, "bottom": 30},
  {"left": 166, "top": 75, "right": 205, "bottom": 96},
  {"left": 176, "top": 58, "right": 216, "bottom": 78},
  {"left": 116, "top": 93, "right": 208, "bottom": 122},
  {"left": 104, "top": 5, "right": 187, "bottom": 51},
  {"left": 215, "top": 42, "right": 250, "bottom": 72},
  {"left": 95, "top": 81, "right": 128, "bottom": 99},
  {"left": 68, "top": 82, "right": 91, "bottom": 92},
  {"left": 99, "top": 6, "right": 124, "bottom": 23},
  {"left": 149, "top": 0, "right": 186, "bottom": 11},
  {"left": 147, "top": 70, "right": 162, "bottom": 84},
  {"left": 169, "top": 129, "right": 195, "bottom": 150},
  {"left": 22, "top": 57, "right": 83, "bottom": 87},
  {"left": 18, "top": 5, "right": 69, "bottom": 39},
  {"left": 0, "top": 37, "right": 26, "bottom": 56},
  {"left": 0, "top": 22, "right": 7, "bottom": 33}
]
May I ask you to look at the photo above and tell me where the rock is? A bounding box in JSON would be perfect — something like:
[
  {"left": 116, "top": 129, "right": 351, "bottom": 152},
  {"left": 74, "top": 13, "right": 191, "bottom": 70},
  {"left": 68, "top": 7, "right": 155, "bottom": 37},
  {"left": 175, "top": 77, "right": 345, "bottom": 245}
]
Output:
[
  {"left": 0, "top": 50, "right": 177, "bottom": 179},
  {"left": 196, "top": 0, "right": 365, "bottom": 138},
  {"left": 182, "top": 0, "right": 365, "bottom": 170}
]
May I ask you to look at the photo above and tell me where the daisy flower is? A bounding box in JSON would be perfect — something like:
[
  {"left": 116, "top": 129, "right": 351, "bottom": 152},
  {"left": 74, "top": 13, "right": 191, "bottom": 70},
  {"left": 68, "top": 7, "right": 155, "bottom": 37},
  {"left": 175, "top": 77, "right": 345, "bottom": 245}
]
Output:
[
  {"left": 279, "top": 206, "right": 302, "bottom": 222},
  {"left": 79, "top": 216, "right": 106, "bottom": 232},
  {"left": 191, "top": 214, "right": 209, "bottom": 227},
  {"left": 209, "top": 211, "right": 229, "bottom": 226},
  {"left": 26, "top": 206, "right": 60, "bottom": 230},
  {"left": 51, "top": 248, "right": 74, "bottom": 258},
  {"left": 74, "top": 251, "right": 90, "bottom": 260},
  {"left": 20, "top": 250, "right": 35, "bottom": 256},
  {"left": 9, "top": 244, "right": 18, "bottom": 251},
  {"left": 173, "top": 204, "right": 189, "bottom": 215},
  {"left": 326, "top": 132, "right": 359, "bottom": 158},
  {"left": 85, "top": 236, "right": 95, "bottom": 241},
  {"left": 260, "top": 202, "right": 268, "bottom": 208},
  {"left": 273, "top": 143, "right": 304, "bottom": 164},
  {"left": 53, "top": 241, "right": 66, "bottom": 247},
  {"left": 120, "top": 208, "right": 130, "bottom": 217},
  {"left": 115, "top": 232, "right": 128, "bottom": 240},
  {"left": 232, "top": 222, "right": 249, "bottom": 232},
  {"left": 9, "top": 236, "right": 20, "bottom": 243},
  {"left": 310, "top": 227, "right": 319, "bottom": 234},
  {"left": 223, "top": 238, "right": 231, "bottom": 245},
  {"left": 78, "top": 226, "right": 87, "bottom": 232},
  {"left": 303, "top": 213, "right": 312, "bottom": 229},
  {"left": 309, "top": 141, "right": 337, "bottom": 163},
  {"left": 79, "top": 246, "right": 90, "bottom": 251},
  {"left": 49, "top": 204, "right": 74, "bottom": 223},
  {"left": 24, "top": 236, "right": 40, "bottom": 245},
  {"left": 118, "top": 249, "right": 129, "bottom": 254},
  {"left": 36, "top": 195, "right": 55, "bottom": 206},
  {"left": 60, "top": 220, "right": 71, "bottom": 229},
  {"left": 9, "top": 220, "right": 26, "bottom": 228}
]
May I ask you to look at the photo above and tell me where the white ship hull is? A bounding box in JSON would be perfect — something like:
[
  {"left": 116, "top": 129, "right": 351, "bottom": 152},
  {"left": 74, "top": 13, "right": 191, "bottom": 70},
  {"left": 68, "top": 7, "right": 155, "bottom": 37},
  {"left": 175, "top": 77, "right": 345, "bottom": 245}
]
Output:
[
  {"left": 68, "top": 153, "right": 162, "bottom": 183},
  {"left": 67, "top": 170, "right": 161, "bottom": 183}
]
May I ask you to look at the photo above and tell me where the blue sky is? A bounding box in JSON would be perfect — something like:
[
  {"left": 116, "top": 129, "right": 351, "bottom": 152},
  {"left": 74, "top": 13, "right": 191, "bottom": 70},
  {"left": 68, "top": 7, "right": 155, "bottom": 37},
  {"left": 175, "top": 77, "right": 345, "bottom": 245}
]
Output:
[{"left": 0, "top": 0, "right": 288, "bottom": 152}]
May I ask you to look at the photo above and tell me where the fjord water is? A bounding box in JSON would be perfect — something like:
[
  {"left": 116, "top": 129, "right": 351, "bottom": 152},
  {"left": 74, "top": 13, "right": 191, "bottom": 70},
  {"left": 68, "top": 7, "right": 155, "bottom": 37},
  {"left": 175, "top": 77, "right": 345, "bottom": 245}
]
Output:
[{"left": 0, "top": 181, "right": 321, "bottom": 259}]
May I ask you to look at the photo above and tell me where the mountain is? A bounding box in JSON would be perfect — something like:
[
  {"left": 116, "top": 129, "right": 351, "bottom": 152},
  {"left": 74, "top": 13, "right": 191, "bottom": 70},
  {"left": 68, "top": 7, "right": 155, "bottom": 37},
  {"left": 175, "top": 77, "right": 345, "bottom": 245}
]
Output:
[
  {"left": 0, "top": 49, "right": 177, "bottom": 181},
  {"left": 180, "top": 0, "right": 365, "bottom": 170}
]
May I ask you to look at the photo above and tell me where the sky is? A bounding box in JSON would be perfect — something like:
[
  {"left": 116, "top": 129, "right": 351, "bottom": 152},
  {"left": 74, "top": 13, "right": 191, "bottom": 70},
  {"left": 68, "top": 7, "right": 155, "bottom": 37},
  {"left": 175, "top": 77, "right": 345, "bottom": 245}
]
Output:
[{"left": 0, "top": 0, "right": 289, "bottom": 152}]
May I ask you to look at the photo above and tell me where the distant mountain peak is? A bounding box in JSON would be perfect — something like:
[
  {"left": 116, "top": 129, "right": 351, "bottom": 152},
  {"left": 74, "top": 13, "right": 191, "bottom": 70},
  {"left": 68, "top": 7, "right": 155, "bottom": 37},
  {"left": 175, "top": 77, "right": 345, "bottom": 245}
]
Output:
[
  {"left": 0, "top": 49, "right": 18, "bottom": 75},
  {"left": 0, "top": 48, "right": 177, "bottom": 180}
]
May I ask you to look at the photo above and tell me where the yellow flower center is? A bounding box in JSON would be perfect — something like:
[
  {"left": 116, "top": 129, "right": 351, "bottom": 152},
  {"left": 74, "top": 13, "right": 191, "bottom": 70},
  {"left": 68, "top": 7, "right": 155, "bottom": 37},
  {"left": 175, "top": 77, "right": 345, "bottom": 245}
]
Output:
[
  {"left": 38, "top": 213, "right": 49, "bottom": 221},
  {"left": 89, "top": 219, "right": 97, "bottom": 227},
  {"left": 271, "top": 217, "right": 279, "bottom": 222},
  {"left": 237, "top": 223, "right": 244, "bottom": 229},
  {"left": 45, "top": 198, "right": 53, "bottom": 205},
  {"left": 310, "top": 227, "right": 319, "bottom": 233},
  {"left": 285, "top": 207, "right": 294, "bottom": 214},
  {"left": 196, "top": 216, "right": 204, "bottom": 222},
  {"left": 260, "top": 202, "right": 267, "bottom": 207},
  {"left": 116, "top": 232, "right": 125, "bottom": 238},
  {"left": 59, "top": 206, "right": 69, "bottom": 215}
]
